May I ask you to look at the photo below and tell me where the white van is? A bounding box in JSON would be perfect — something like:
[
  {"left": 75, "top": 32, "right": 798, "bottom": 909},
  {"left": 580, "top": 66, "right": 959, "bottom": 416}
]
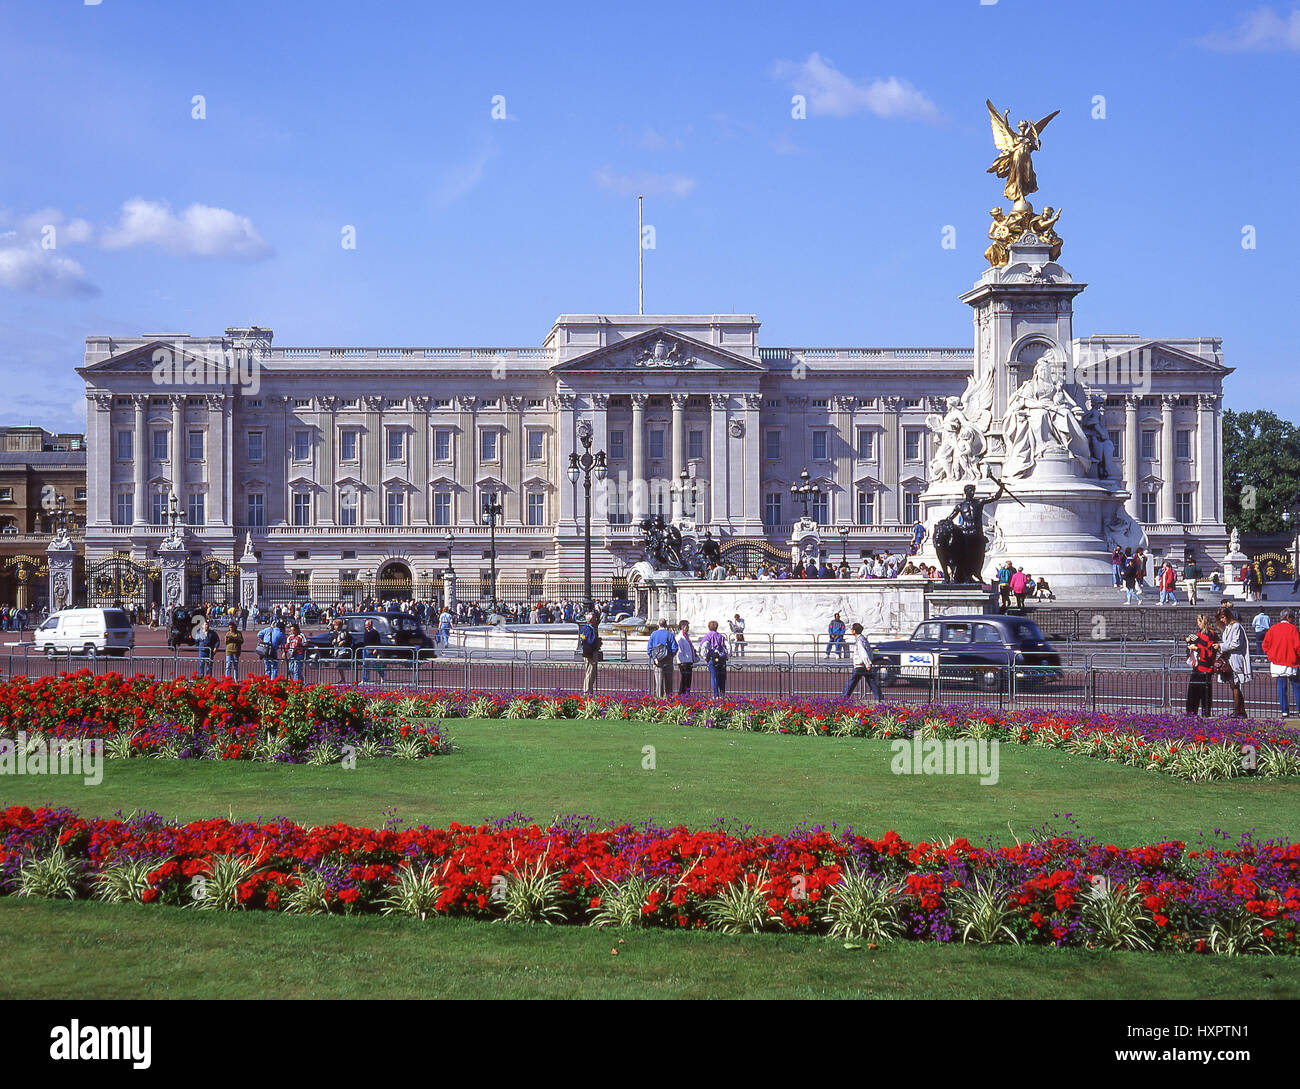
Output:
[{"left": 33, "top": 608, "right": 135, "bottom": 657}]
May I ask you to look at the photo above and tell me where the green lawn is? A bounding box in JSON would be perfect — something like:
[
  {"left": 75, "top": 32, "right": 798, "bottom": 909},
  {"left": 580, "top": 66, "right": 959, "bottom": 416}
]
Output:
[
  {"left": 2, "top": 899, "right": 1297, "bottom": 1000},
  {"left": 3, "top": 718, "right": 1297, "bottom": 999},
  {"left": 1, "top": 718, "right": 1295, "bottom": 845}
]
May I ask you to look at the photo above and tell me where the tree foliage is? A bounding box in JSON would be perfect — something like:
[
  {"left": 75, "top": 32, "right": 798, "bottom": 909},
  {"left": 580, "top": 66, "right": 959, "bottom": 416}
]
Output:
[{"left": 1222, "top": 410, "right": 1300, "bottom": 534}]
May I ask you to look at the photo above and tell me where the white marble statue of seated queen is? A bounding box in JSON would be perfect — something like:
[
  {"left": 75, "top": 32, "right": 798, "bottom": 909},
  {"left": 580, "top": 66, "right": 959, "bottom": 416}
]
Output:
[{"left": 1001, "top": 359, "right": 1092, "bottom": 478}]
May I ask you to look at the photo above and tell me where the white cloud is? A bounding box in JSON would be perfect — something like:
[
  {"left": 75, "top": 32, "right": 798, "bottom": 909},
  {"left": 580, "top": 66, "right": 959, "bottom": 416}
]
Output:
[
  {"left": 637, "top": 127, "right": 683, "bottom": 152},
  {"left": 594, "top": 168, "right": 696, "bottom": 198},
  {"left": 772, "top": 52, "right": 941, "bottom": 122},
  {"left": 433, "top": 145, "right": 497, "bottom": 211},
  {"left": 0, "top": 243, "right": 98, "bottom": 297},
  {"left": 100, "top": 198, "right": 272, "bottom": 258},
  {"left": 1197, "top": 5, "right": 1300, "bottom": 50}
]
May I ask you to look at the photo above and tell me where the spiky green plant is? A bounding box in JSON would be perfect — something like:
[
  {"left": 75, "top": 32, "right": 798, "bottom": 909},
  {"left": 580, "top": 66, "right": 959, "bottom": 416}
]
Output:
[
  {"left": 379, "top": 863, "right": 445, "bottom": 920},
  {"left": 186, "top": 855, "right": 264, "bottom": 911},
  {"left": 703, "top": 870, "right": 777, "bottom": 934},
  {"left": 823, "top": 870, "right": 904, "bottom": 942},
  {"left": 391, "top": 735, "right": 426, "bottom": 761},
  {"left": 1202, "top": 909, "right": 1274, "bottom": 956},
  {"left": 468, "top": 695, "right": 497, "bottom": 719},
  {"left": 1081, "top": 881, "right": 1155, "bottom": 951},
  {"left": 306, "top": 740, "right": 340, "bottom": 766},
  {"left": 281, "top": 870, "right": 332, "bottom": 915},
  {"left": 587, "top": 874, "right": 667, "bottom": 928},
  {"left": 1259, "top": 744, "right": 1300, "bottom": 778},
  {"left": 92, "top": 856, "right": 163, "bottom": 904},
  {"left": 356, "top": 736, "right": 387, "bottom": 760},
  {"left": 948, "top": 877, "right": 1019, "bottom": 945},
  {"left": 16, "top": 845, "right": 80, "bottom": 900},
  {"left": 105, "top": 731, "right": 140, "bottom": 760},
  {"left": 496, "top": 856, "right": 566, "bottom": 924}
]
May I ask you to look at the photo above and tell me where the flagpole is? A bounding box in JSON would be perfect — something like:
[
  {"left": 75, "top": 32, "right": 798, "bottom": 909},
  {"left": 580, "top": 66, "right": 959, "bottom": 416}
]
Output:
[{"left": 637, "top": 194, "right": 644, "bottom": 315}]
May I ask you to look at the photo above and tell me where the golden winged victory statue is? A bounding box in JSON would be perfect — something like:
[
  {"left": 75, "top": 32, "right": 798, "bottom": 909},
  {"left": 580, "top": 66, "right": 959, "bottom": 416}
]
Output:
[{"left": 983, "top": 99, "right": 1064, "bottom": 267}]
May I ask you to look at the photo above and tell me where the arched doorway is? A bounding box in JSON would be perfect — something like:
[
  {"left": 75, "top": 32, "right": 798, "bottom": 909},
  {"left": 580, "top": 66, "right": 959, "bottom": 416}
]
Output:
[{"left": 376, "top": 560, "right": 413, "bottom": 603}]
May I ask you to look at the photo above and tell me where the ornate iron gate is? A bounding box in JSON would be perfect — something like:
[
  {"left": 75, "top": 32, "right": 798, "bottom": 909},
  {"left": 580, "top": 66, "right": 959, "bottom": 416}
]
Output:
[
  {"left": 189, "top": 557, "right": 238, "bottom": 606},
  {"left": 85, "top": 553, "right": 156, "bottom": 607},
  {"left": 718, "top": 538, "right": 790, "bottom": 576}
]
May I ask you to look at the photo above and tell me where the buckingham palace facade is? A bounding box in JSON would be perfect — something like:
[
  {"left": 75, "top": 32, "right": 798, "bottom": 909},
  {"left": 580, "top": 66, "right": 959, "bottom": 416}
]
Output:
[{"left": 77, "top": 311, "right": 1230, "bottom": 594}]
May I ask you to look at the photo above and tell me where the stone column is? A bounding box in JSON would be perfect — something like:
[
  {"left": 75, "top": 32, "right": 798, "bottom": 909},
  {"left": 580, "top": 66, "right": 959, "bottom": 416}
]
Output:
[
  {"left": 47, "top": 535, "right": 76, "bottom": 612},
  {"left": 709, "top": 394, "right": 729, "bottom": 528},
  {"left": 1193, "top": 394, "right": 1211, "bottom": 527},
  {"left": 90, "top": 393, "right": 112, "bottom": 526},
  {"left": 590, "top": 394, "right": 609, "bottom": 527},
  {"left": 835, "top": 395, "right": 855, "bottom": 526},
  {"left": 555, "top": 393, "right": 576, "bottom": 529},
  {"left": 881, "top": 397, "right": 901, "bottom": 523},
  {"left": 132, "top": 394, "right": 148, "bottom": 525},
  {"left": 170, "top": 395, "right": 186, "bottom": 498},
  {"left": 318, "top": 396, "right": 337, "bottom": 525},
  {"left": 741, "top": 393, "right": 762, "bottom": 532},
  {"left": 1124, "top": 394, "right": 1140, "bottom": 522},
  {"left": 630, "top": 393, "right": 647, "bottom": 522},
  {"left": 411, "top": 396, "right": 430, "bottom": 524},
  {"left": 670, "top": 392, "right": 686, "bottom": 483},
  {"left": 456, "top": 395, "right": 478, "bottom": 526},
  {"left": 1160, "top": 394, "right": 1176, "bottom": 525},
  {"left": 363, "top": 395, "right": 382, "bottom": 525}
]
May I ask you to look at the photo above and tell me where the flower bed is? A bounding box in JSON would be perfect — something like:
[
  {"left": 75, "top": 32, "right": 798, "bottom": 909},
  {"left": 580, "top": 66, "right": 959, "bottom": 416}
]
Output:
[
  {"left": 0, "top": 674, "right": 1296, "bottom": 777},
  {"left": 2, "top": 805, "right": 1295, "bottom": 954}
]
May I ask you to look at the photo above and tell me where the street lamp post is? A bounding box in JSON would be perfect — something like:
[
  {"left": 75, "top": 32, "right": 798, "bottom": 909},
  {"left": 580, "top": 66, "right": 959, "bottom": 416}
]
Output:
[
  {"left": 789, "top": 468, "right": 821, "bottom": 521},
  {"left": 444, "top": 529, "right": 455, "bottom": 575},
  {"left": 567, "top": 419, "right": 608, "bottom": 613},
  {"left": 838, "top": 524, "right": 849, "bottom": 565},
  {"left": 482, "top": 497, "right": 504, "bottom": 609}
]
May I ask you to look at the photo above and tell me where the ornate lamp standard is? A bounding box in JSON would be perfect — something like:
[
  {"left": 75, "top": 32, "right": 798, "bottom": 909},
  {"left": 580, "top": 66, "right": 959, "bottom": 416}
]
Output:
[
  {"left": 567, "top": 419, "right": 608, "bottom": 613},
  {"left": 443, "top": 529, "right": 455, "bottom": 575},
  {"left": 838, "top": 524, "right": 850, "bottom": 566},
  {"left": 789, "top": 468, "right": 821, "bottom": 522},
  {"left": 481, "top": 496, "right": 504, "bottom": 608}
]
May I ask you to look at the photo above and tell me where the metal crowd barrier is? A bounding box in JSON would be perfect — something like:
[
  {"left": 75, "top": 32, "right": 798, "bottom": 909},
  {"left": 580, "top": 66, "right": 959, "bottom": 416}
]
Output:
[{"left": 3, "top": 641, "right": 1291, "bottom": 717}]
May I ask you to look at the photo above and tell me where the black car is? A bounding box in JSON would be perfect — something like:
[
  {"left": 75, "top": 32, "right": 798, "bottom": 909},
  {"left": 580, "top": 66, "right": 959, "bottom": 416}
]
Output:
[
  {"left": 871, "top": 614, "right": 1062, "bottom": 690},
  {"left": 306, "top": 612, "right": 435, "bottom": 661}
]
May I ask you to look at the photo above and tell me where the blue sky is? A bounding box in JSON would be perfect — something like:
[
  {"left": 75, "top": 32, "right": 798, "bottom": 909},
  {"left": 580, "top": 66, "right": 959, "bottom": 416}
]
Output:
[{"left": 1, "top": 0, "right": 1297, "bottom": 431}]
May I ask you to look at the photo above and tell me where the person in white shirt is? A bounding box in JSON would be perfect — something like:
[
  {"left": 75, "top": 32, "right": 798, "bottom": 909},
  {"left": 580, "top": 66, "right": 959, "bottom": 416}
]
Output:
[
  {"left": 728, "top": 613, "right": 746, "bottom": 658},
  {"left": 872, "top": 558, "right": 886, "bottom": 579},
  {"left": 675, "top": 620, "right": 696, "bottom": 693},
  {"left": 841, "top": 622, "right": 882, "bottom": 701}
]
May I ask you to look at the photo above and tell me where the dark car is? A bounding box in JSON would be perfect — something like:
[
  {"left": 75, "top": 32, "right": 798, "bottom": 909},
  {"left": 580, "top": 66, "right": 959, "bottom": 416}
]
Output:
[
  {"left": 871, "top": 614, "right": 1061, "bottom": 690},
  {"left": 305, "top": 612, "right": 435, "bottom": 661}
]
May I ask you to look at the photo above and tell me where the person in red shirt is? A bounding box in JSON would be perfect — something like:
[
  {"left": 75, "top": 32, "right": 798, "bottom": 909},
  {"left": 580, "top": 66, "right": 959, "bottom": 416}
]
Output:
[
  {"left": 1184, "top": 613, "right": 1219, "bottom": 716},
  {"left": 1262, "top": 609, "right": 1300, "bottom": 716}
]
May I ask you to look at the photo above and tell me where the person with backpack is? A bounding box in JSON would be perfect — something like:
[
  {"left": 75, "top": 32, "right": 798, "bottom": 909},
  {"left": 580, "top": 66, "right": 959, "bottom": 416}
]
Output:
[
  {"left": 997, "top": 560, "right": 1014, "bottom": 611},
  {"left": 1182, "top": 555, "right": 1202, "bottom": 606},
  {"left": 841, "top": 622, "right": 882, "bottom": 702},
  {"left": 223, "top": 621, "right": 243, "bottom": 680},
  {"left": 646, "top": 618, "right": 676, "bottom": 698},
  {"left": 284, "top": 623, "right": 307, "bottom": 683},
  {"left": 698, "top": 619, "right": 730, "bottom": 696},
  {"left": 1122, "top": 549, "right": 1142, "bottom": 605},
  {"left": 675, "top": 620, "right": 696, "bottom": 694},
  {"left": 1216, "top": 604, "right": 1251, "bottom": 717},
  {"left": 197, "top": 624, "right": 218, "bottom": 678},
  {"left": 578, "top": 611, "right": 601, "bottom": 692},
  {"left": 257, "top": 620, "right": 286, "bottom": 679}
]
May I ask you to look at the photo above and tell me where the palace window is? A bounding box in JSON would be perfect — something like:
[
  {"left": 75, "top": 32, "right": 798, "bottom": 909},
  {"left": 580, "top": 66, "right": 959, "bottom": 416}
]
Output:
[
  {"left": 0, "top": 489, "right": 10, "bottom": 503},
  {"left": 607, "top": 482, "right": 629, "bottom": 524},
  {"left": 1140, "top": 492, "right": 1158, "bottom": 523},
  {"left": 527, "top": 429, "right": 544, "bottom": 461},
  {"left": 247, "top": 430, "right": 265, "bottom": 462},
  {"left": 434, "top": 429, "right": 452, "bottom": 462},
  {"left": 811, "top": 493, "right": 829, "bottom": 525},
  {"left": 152, "top": 430, "right": 169, "bottom": 461},
  {"left": 292, "top": 493, "right": 311, "bottom": 526},
  {"left": 904, "top": 429, "right": 923, "bottom": 462},
  {"left": 763, "top": 494, "right": 782, "bottom": 527},
  {"left": 904, "top": 491, "right": 921, "bottom": 525},
  {"left": 1140, "top": 431, "right": 1156, "bottom": 460},
  {"left": 339, "top": 490, "right": 358, "bottom": 526},
  {"left": 1108, "top": 429, "right": 1121, "bottom": 458},
  {"left": 433, "top": 492, "right": 451, "bottom": 526},
  {"left": 609, "top": 430, "right": 625, "bottom": 460},
  {"left": 386, "top": 491, "right": 405, "bottom": 526},
  {"left": 75, "top": 487, "right": 87, "bottom": 502},
  {"left": 150, "top": 493, "right": 167, "bottom": 526},
  {"left": 813, "top": 398, "right": 829, "bottom": 409},
  {"left": 856, "top": 429, "right": 875, "bottom": 460},
  {"left": 187, "top": 493, "right": 205, "bottom": 527},
  {"left": 688, "top": 429, "right": 704, "bottom": 461},
  {"left": 294, "top": 398, "right": 311, "bottom": 409},
  {"left": 527, "top": 492, "right": 545, "bottom": 525},
  {"left": 387, "top": 429, "right": 405, "bottom": 462},
  {"left": 293, "top": 431, "right": 311, "bottom": 461},
  {"left": 116, "top": 431, "right": 133, "bottom": 461},
  {"left": 188, "top": 430, "right": 205, "bottom": 461},
  {"left": 528, "top": 398, "right": 545, "bottom": 408},
  {"left": 114, "top": 492, "right": 133, "bottom": 525},
  {"left": 1176, "top": 429, "right": 1192, "bottom": 460},
  {"left": 812, "top": 431, "right": 828, "bottom": 461},
  {"left": 480, "top": 429, "right": 498, "bottom": 462},
  {"left": 649, "top": 429, "right": 665, "bottom": 461},
  {"left": 857, "top": 490, "right": 876, "bottom": 526},
  {"left": 340, "top": 430, "right": 359, "bottom": 461},
  {"left": 764, "top": 431, "right": 781, "bottom": 461},
  {"left": 435, "top": 398, "right": 451, "bottom": 408},
  {"left": 1175, "top": 493, "right": 1193, "bottom": 524},
  {"left": 246, "top": 493, "right": 265, "bottom": 527},
  {"left": 904, "top": 398, "right": 921, "bottom": 408}
]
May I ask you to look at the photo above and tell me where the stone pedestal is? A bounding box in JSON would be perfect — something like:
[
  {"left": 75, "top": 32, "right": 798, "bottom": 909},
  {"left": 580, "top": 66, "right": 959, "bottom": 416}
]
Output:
[
  {"left": 789, "top": 519, "right": 821, "bottom": 568},
  {"left": 158, "top": 537, "right": 188, "bottom": 612},
  {"left": 237, "top": 536, "right": 260, "bottom": 614},
  {"left": 46, "top": 535, "right": 76, "bottom": 613},
  {"left": 443, "top": 571, "right": 458, "bottom": 610}
]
